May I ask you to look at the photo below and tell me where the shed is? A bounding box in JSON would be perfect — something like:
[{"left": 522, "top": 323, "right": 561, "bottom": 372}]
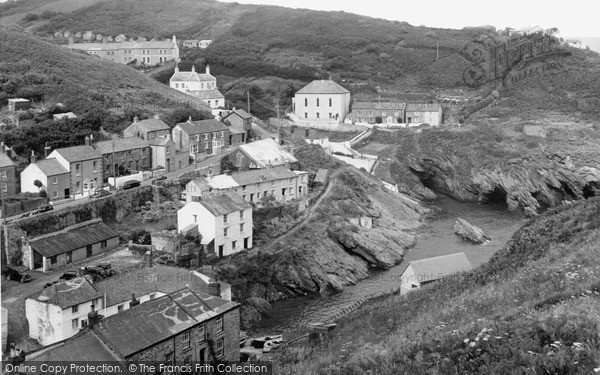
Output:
[
  {"left": 400, "top": 252, "right": 472, "bottom": 294},
  {"left": 314, "top": 169, "right": 329, "bottom": 185},
  {"left": 8, "top": 98, "right": 31, "bottom": 112}
]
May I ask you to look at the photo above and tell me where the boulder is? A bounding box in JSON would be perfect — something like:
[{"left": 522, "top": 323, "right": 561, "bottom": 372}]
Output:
[
  {"left": 454, "top": 218, "right": 490, "bottom": 244},
  {"left": 245, "top": 297, "right": 272, "bottom": 317}
]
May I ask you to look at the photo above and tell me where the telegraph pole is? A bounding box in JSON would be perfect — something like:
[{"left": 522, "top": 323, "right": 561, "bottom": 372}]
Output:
[
  {"left": 1, "top": 175, "right": 9, "bottom": 266},
  {"left": 436, "top": 41, "right": 439, "bottom": 60},
  {"left": 275, "top": 99, "right": 281, "bottom": 143},
  {"left": 247, "top": 91, "right": 251, "bottom": 116}
]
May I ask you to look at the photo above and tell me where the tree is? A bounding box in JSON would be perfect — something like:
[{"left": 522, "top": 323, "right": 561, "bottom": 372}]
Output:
[
  {"left": 375, "top": 116, "right": 383, "bottom": 124},
  {"left": 162, "top": 108, "right": 213, "bottom": 127},
  {"left": 33, "top": 179, "right": 42, "bottom": 190}
]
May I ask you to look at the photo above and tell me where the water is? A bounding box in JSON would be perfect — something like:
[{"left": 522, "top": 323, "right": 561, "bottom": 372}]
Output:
[{"left": 254, "top": 196, "right": 526, "bottom": 335}]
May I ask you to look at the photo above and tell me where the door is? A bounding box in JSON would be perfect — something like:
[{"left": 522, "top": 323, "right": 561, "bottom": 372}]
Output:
[
  {"left": 199, "top": 348, "right": 206, "bottom": 367},
  {"left": 244, "top": 237, "right": 249, "bottom": 249},
  {"left": 64, "top": 188, "right": 70, "bottom": 197},
  {"left": 86, "top": 245, "right": 93, "bottom": 258},
  {"left": 166, "top": 158, "right": 170, "bottom": 173},
  {"left": 218, "top": 245, "right": 224, "bottom": 258}
]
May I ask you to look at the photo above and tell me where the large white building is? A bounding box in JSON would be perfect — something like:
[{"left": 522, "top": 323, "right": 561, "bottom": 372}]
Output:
[
  {"left": 292, "top": 80, "right": 351, "bottom": 123},
  {"left": 178, "top": 192, "right": 252, "bottom": 257},
  {"left": 170, "top": 65, "right": 224, "bottom": 110}
]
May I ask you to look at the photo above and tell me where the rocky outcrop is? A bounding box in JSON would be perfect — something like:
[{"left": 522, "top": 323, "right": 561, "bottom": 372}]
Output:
[{"left": 454, "top": 218, "right": 490, "bottom": 244}]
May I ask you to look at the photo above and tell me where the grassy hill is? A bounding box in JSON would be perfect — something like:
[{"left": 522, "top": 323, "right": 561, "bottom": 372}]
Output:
[
  {"left": 276, "top": 196, "right": 600, "bottom": 374},
  {"left": 0, "top": 25, "right": 210, "bottom": 113}
]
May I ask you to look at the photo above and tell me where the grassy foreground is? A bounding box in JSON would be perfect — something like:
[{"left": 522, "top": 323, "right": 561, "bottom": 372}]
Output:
[{"left": 275, "top": 197, "right": 600, "bottom": 374}]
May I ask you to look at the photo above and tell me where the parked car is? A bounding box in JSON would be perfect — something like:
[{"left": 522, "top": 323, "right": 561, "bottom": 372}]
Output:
[
  {"left": 59, "top": 271, "right": 79, "bottom": 280},
  {"left": 35, "top": 204, "right": 54, "bottom": 214},
  {"left": 121, "top": 180, "right": 141, "bottom": 190},
  {"left": 2, "top": 267, "right": 33, "bottom": 283},
  {"left": 90, "top": 189, "right": 111, "bottom": 199},
  {"left": 152, "top": 175, "right": 167, "bottom": 185},
  {"left": 95, "top": 262, "right": 116, "bottom": 276}
]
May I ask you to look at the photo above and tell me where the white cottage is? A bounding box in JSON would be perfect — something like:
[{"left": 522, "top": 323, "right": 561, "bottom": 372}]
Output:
[{"left": 292, "top": 79, "right": 351, "bottom": 123}]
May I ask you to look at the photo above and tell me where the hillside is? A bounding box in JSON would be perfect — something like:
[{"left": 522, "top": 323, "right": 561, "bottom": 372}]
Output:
[
  {"left": 0, "top": 25, "right": 211, "bottom": 113},
  {"left": 276, "top": 195, "right": 600, "bottom": 374}
]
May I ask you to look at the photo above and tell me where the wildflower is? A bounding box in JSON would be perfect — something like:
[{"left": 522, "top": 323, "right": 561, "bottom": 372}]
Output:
[
  {"left": 483, "top": 337, "right": 489, "bottom": 341},
  {"left": 470, "top": 342, "right": 476, "bottom": 347},
  {"left": 464, "top": 339, "right": 470, "bottom": 343}
]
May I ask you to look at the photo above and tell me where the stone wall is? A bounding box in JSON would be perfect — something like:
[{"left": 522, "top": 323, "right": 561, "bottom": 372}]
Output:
[
  {"left": 151, "top": 230, "right": 181, "bottom": 254},
  {"left": 3, "top": 186, "right": 154, "bottom": 265}
]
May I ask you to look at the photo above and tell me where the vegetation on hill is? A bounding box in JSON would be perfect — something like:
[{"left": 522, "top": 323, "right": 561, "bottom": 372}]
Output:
[{"left": 276, "top": 196, "right": 600, "bottom": 374}]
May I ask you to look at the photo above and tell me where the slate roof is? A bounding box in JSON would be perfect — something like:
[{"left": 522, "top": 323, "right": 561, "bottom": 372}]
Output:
[
  {"left": 170, "top": 71, "right": 215, "bottom": 83},
  {"left": 127, "top": 118, "right": 170, "bottom": 133},
  {"left": 237, "top": 138, "right": 298, "bottom": 168},
  {"left": 251, "top": 124, "right": 277, "bottom": 140},
  {"left": 52, "top": 145, "right": 102, "bottom": 162},
  {"left": 71, "top": 40, "right": 175, "bottom": 51},
  {"left": 403, "top": 252, "right": 472, "bottom": 284},
  {"left": 352, "top": 101, "right": 406, "bottom": 110},
  {"left": 0, "top": 153, "right": 15, "bottom": 168},
  {"left": 28, "top": 277, "right": 102, "bottom": 309},
  {"left": 26, "top": 330, "right": 121, "bottom": 363},
  {"left": 29, "top": 221, "right": 119, "bottom": 258},
  {"left": 314, "top": 168, "right": 329, "bottom": 184},
  {"left": 202, "top": 174, "right": 239, "bottom": 190},
  {"left": 227, "top": 123, "right": 246, "bottom": 135},
  {"left": 147, "top": 136, "right": 172, "bottom": 146},
  {"left": 94, "top": 288, "right": 238, "bottom": 357},
  {"left": 33, "top": 158, "right": 68, "bottom": 176},
  {"left": 296, "top": 80, "right": 350, "bottom": 95},
  {"left": 223, "top": 109, "right": 252, "bottom": 121},
  {"left": 406, "top": 102, "right": 442, "bottom": 112},
  {"left": 230, "top": 167, "right": 298, "bottom": 186},
  {"left": 189, "top": 89, "right": 224, "bottom": 100},
  {"left": 175, "top": 119, "right": 229, "bottom": 135},
  {"left": 200, "top": 192, "right": 251, "bottom": 217},
  {"left": 93, "top": 137, "right": 149, "bottom": 154}
]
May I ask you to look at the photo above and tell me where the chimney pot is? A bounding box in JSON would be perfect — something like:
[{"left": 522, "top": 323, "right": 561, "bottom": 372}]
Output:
[
  {"left": 30, "top": 150, "right": 37, "bottom": 164},
  {"left": 192, "top": 65, "right": 196, "bottom": 73},
  {"left": 85, "top": 136, "right": 91, "bottom": 146},
  {"left": 188, "top": 116, "right": 192, "bottom": 123},
  {"left": 130, "top": 293, "right": 140, "bottom": 307},
  {"left": 133, "top": 116, "right": 139, "bottom": 123}
]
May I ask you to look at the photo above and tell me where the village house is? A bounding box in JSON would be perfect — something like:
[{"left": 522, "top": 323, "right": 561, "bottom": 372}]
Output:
[
  {"left": 169, "top": 65, "right": 224, "bottom": 110},
  {"left": 123, "top": 115, "right": 171, "bottom": 141},
  {"left": 399, "top": 252, "right": 472, "bottom": 294},
  {"left": 185, "top": 167, "right": 308, "bottom": 204},
  {"left": 292, "top": 79, "right": 351, "bottom": 123},
  {"left": 405, "top": 102, "right": 443, "bottom": 126},
  {"left": 26, "top": 285, "right": 240, "bottom": 364},
  {"left": 25, "top": 265, "right": 233, "bottom": 346},
  {"left": 52, "top": 112, "right": 77, "bottom": 121},
  {"left": 182, "top": 39, "right": 200, "bottom": 48},
  {"left": 178, "top": 192, "right": 253, "bottom": 257},
  {"left": 22, "top": 219, "right": 119, "bottom": 274},
  {"left": 68, "top": 36, "right": 179, "bottom": 66},
  {"left": 0, "top": 151, "right": 17, "bottom": 196},
  {"left": 349, "top": 101, "right": 407, "bottom": 124},
  {"left": 82, "top": 31, "right": 94, "bottom": 41},
  {"left": 198, "top": 40, "right": 212, "bottom": 48},
  {"left": 222, "top": 108, "right": 252, "bottom": 140},
  {"left": 172, "top": 118, "right": 230, "bottom": 159},
  {"left": 114, "top": 34, "right": 127, "bottom": 42},
  {"left": 148, "top": 135, "right": 189, "bottom": 172},
  {"left": 92, "top": 137, "right": 151, "bottom": 180},
  {"left": 47, "top": 139, "right": 103, "bottom": 198},
  {"left": 227, "top": 137, "right": 299, "bottom": 171},
  {"left": 7, "top": 98, "right": 31, "bottom": 112},
  {"left": 20, "top": 157, "right": 70, "bottom": 201}
]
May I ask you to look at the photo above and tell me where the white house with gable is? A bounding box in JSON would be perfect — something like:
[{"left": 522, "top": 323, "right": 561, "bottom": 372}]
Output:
[
  {"left": 170, "top": 65, "right": 224, "bottom": 111},
  {"left": 291, "top": 79, "right": 351, "bottom": 123},
  {"left": 178, "top": 192, "right": 252, "bottom": 257}
]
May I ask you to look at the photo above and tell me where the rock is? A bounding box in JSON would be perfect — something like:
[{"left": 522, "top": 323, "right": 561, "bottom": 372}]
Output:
[
  {"left": 454, "top": 218, "right": 490, "bottom": 244},
  {"left": 245, "top": 297, "right": 272, "bottom": 317}
]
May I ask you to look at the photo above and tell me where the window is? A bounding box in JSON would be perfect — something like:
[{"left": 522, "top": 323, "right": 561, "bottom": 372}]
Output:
[
  {"left": 216, "top": 338, "right": 224, "bottom": 357},
  {"left": 183, "top": 355, "right": 191, "bottom": 365},
  {"left": 223, "top": 228, "right": 228, "bottom": 237},
  {"left": 316, "top": 113, "right": 320, "bottom": 118},
  {"left": 50, "top": 256, "right": 57, "bottom": 264},
  {"left": 304, "top": 98, "right": 307, "bottom": 106},
  {"left": 271, "top": 181, "right": 275, "bottom": 187},
  {"left": 53, "top": 177, "right": 58, "bottom": 185},
  {"left": 329, "top": 98, "right": 332, "bottom": 106},
  {"left": 66, "top": 251, "right": 73, "bottom": 264},
  {"left": 72, "top": 319, "right": 78, "bottom": 330},
  {"left": 196, "top": 135, "right": 200, "bottom": 141},
  {"left": 193, "top": 214, "right": 197, "bottom": 223},
  {"left": 81, "top": 319, "right": 88, "bottom": 328},
  {"left": 240, "top": 223, "right": 244, "bottom": 232},
  {"left": 223, "top": 214, "right": 228, "bottom": 223},
  {"left": 282, "top": 188, "right": 286, "bottom": 195},
  {"left": 117, "top": 305, "right": 124, "bottom": 312},
  {"left": 257, "top": 192, "right": 260, "bottom": 199},
  {"left": 53, "top": 191, "right": 58, "bottom": 198},
  {"left": 75, "top": 163, "right": 80, "bottom": 175},
  {"left": 199, "top": 324, "right": 206, "bottom": 342},
  {"left": 215, "top": 317, "right": 223, "bottom": 333},
  {"left": 304, "top": 113, "right": 308, "bottom": 119},
  {"left": 72, "top": 305, "right": 79, "bottom": 314},
  {"left": 165, "top": 352, "right": 173, "bottom": 365},
  {"left": 242, "top": 195, "right": 246, "bottom": 201},
  {"left": 316, "top": 98, "right": 320, "bottom": 107},
  {"left": 183, "top": 332, "right": 190, "bottom": 349},
  {"left": 240, "top": 211, "right": 243, "bottom": 219},
  {"left": 176, "top": 83, "right": 179, "bottom": 88},
  {"left": 289, "top": 188, "right": 293, "bottom": 195},
  {"left": 232, "top": 240, "right": 236, "bottom": 250},
  {"left": 242, "top": 185, "right": 247, "bottom": 192},
  {"left": 204, "top": 134, "right": 208, "bottom": 140},
  {"left": 101, "top": 240, "right": 107, "bottom": 248},
  {"left": 93, "top": 160, "right": 97, "bottom": 172}
]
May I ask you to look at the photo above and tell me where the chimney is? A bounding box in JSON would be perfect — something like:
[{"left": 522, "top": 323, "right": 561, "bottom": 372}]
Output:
[
  {"left": 90, "top": 134, "right": 94, "bottom": 143},
  {"left": 232, "top": 107, "right": 236, "bottom": 112},
  {"left": 191, "top": 65, "right": 196, "bottom": 73},
  {"left": 84, "top": 136, "right": 91, "bottom": 146},
  {"left": 154, "top": 114, "right": 160, "bottom": 120},
  {"left": 30, "top": 150, "right": 37, "bottom": 164},
  {"left": 133, "top": 116, "right": 139, "bottom": 123},
  {"left": 130, "top": 293, "right": 140, "bottom": 308},
  {"left": 208, "top": 281, "right": 221, "bottom": 297},
  {"left": 87, "top": 305, "right": 103, "bottom": 327},
  {"left": 0, "top": 142, "right": 4, "bottom": 154},
  {"left": 172, "top": 35, "right": 177, "bottom": 45},
  {"left": 44, "top": 142, "right": 51, "bottom": 158},
  {"left": 174, "top": 64, "right": 179, "bottom": 73},
  {"left": 205, "top": 65, "right": 210, "bottom": 75},
  {"left": 188, "top": 116, "right": 193, "bottom": 124}
]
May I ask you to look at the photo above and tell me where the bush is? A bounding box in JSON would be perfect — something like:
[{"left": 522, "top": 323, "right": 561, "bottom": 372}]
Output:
[{"left": 22, "top": 13, "right": 38, "bottom": 23}]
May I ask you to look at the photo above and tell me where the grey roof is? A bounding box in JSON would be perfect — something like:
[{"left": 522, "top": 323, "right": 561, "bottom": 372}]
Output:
[
  {"left": 29, "top": 221, "right": 119, "bottom": 258},
  {"left": 296, "top": 80, "right": 350, "bottom": 95},
  {"left": 231, "top": 167, "right": 298, "bottom": 186},
  {"left": 28, "top": 277, "right": 102, "bottom": 309},
  {"left": 403, "top": 252, "right": 472, "bottom": 283},
  {"left": 170, "top": 70, "right": 215, "bottom": 83},
  {"left": 95, "top": 288, "right": 238, "bottom": 357},
  {"left": 34, "top": 158, "right": 69, "bottom": 176},
  {"left": 175, "top": 119, "right": 229, "bottom": 135},
  {"left": 27, "top": 330, "right": 121, "bottom": 362},
  {"left": 314, "top": 168, "right": 329, "bottom": 184},
  {"left": 52, "top": 145, "right": 102, "bottom": 162},
  {"left": 93, "top": 137, "right": 149, "bottom": 154},
  {"left": 352, "top": 101, "right": 406, "bottom": 110},
  {"left": 223, "top": 109, "right": 252, "bottom": 121},
  {"left": 406, "top": 102, "right": 442, "bottom": 112},
  {"left": 189, "top": 89, "right": 224, "bottom": 100},
  {"left": 201, "top": 192, "right": 251, "bottom": 216},
  {"left": 147, "top": 137, "right": 173, "bottom": 146},
  {"left": 0, "top": 153, "right": 15, "bottom": 168},
  {"left": 71, "top": 40, "right": 176, "bottom": 51},
  {"left": 127, "top": 118, "right": 170, "bottom": 133}
]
